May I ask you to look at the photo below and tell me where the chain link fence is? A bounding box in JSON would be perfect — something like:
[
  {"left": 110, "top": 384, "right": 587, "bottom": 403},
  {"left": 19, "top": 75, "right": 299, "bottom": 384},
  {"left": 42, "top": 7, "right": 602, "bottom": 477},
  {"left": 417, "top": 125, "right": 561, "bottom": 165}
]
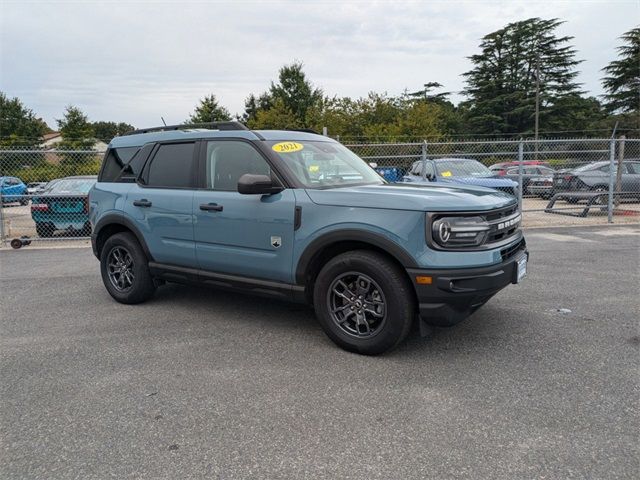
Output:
[
  {"left": 0, "top": 149, "right": 103, "bottom": 247},
  {"left": 1, "top": 138, "right": 639, "bottom": 247},
  {"left": 346, "top": 137, "right": 640, "bottom": 222}
]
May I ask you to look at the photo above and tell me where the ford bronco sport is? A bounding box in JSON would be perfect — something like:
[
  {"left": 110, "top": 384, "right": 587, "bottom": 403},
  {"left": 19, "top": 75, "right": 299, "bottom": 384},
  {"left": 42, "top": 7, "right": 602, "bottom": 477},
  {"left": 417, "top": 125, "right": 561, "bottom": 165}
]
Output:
[{"left": 89, "top": 122, "right": 528, "bottom": 355}]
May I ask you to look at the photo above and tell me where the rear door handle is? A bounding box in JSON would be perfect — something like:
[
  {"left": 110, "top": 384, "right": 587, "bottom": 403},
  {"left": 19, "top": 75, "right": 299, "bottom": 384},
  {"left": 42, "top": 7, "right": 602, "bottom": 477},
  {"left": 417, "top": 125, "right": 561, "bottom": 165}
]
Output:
[
  {"left": 133, "top": 199, "right": 152, "bottom": 207},
  {"left": 200, "top": 203, "right": 223, "bottom": 212}
]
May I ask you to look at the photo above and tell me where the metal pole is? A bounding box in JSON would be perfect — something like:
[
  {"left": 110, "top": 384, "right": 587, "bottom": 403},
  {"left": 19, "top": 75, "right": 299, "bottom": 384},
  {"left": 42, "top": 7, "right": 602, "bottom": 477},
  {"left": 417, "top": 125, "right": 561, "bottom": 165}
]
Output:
[
  {"left": 518, "top": 140, "right": 524, "bottom": 213},
  {"left": 614, "top": 135, "right": 625, "bottom": 207},
  {"left": 421, "top": 140, "right": 427, "bottom": 162},
  {"left": 0, "top": 189, "right": 5, "bottom": 245},
  {"left": 534, "top": 55, "right": 540, "bottom": 161},
  {"left": 322, "top": 126, "right": 328, "bottom": 136},
  {"left": 607, "top": 137, "right": 616, "bottom": 223}
]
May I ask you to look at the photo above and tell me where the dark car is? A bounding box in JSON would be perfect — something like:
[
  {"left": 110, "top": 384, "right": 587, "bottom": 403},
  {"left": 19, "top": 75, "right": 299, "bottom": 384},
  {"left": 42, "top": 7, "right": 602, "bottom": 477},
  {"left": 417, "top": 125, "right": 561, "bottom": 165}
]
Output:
[
  {"left": 31, "top": 176, "right": 97, "bottom": 237},
  {"left": 503, "top": 165, "right": 555, "bottom": 195},
  {"left": 553, "top": 160, "right": 640, "bottom": 201}
]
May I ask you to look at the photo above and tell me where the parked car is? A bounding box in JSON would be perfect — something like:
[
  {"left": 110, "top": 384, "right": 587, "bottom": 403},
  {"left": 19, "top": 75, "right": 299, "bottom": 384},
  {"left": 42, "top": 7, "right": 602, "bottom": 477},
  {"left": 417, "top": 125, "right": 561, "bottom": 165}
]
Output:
[
  {"left": 26, "top": 182, "right": 47, "bottom": 196},
  {"left": 552, "top": 160, "right": 640, "bottom": 201},
  {"left": 373, "top": 166, "right": 406, "bottom": 182},
  {"left": 89, "top": 122, "right": 528, "bottom": 355},
  {"left": 0, "top": 176, "right": 28, "bottom": 205},
  {"left": 503, "top": 165, "right": 555, "bottom": 195},
  {"left": 402, "top": 158, "right": 519, "bottom": 196},
  {"left": 489, "top": 161, "right": 549, "bottom": 176},
  {"left": 31, "top": 176, "right": 97, "bottom": 237}
]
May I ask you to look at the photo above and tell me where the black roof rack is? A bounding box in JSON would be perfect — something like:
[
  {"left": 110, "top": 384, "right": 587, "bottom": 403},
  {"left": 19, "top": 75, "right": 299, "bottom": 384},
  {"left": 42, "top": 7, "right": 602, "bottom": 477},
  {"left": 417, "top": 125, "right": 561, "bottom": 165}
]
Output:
[
  {"left": 122, "top": 121, "right": 249, "bottom": 136},
  {"left": 288, "top": 128, "right": 320, "bottom": 135}
]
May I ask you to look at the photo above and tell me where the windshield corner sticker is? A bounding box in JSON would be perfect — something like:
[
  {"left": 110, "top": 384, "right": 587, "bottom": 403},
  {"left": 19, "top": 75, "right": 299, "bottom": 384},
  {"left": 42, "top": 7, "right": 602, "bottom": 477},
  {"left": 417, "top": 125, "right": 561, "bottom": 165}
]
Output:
[
  {"left": 441, "top": 171, "right": 452, "bottom": 177},
  {"left": 272, "top": 142, "right": 304, "bottom": 153}
]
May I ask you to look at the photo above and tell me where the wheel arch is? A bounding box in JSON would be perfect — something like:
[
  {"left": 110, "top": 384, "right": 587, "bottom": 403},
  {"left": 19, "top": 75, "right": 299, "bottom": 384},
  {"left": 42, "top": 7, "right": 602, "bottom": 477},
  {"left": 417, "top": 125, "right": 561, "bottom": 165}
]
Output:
[
  {"left": 295, "top": 230, "right": 418, "bottom": 302},
  {"left": 93, "top": 214, "right": 154, "bottom": 261}
]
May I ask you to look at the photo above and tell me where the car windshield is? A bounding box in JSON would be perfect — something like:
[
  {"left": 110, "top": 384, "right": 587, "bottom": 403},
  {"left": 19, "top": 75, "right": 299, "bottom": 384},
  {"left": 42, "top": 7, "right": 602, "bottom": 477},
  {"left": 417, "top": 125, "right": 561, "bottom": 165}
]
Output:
[
  {"left": 268, "top": 140, "right": 384, "bottom": 189},
  {"left": 45, "top": 178, "right": 96, "bottom": 194},
  {"left": 435, "top": 159, "right": 492, "bottom": 177}
]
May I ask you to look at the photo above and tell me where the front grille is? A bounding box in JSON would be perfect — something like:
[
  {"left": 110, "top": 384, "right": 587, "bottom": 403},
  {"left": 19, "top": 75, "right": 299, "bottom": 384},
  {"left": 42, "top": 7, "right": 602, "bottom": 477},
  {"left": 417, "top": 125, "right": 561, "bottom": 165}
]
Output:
[{"left": 428, "top": 203, "right": 522, "bottom": 251}]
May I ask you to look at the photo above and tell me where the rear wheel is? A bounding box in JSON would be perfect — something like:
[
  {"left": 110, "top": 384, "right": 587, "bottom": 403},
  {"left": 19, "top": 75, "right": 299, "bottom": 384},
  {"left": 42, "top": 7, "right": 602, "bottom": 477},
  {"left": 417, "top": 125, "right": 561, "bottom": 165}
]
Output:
[
  {"left": 35, "top": 222, "right": 54, "bottom": 238},
  {"left": 592, "top": 185, "right": 608, "bottom": 205},
  {"left": 313, "top": 250, "right": 414, "bottom": 355},
  {"left": 100, "top": 232, "right": 156, "bottom": 304}
]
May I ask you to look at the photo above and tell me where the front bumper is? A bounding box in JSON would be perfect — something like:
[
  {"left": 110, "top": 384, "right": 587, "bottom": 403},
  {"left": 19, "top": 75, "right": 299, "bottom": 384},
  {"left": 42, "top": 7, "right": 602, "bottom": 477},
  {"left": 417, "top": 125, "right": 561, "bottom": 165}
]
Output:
[{"left": 407, "top": 242, "right": 528, "bottom": 326}]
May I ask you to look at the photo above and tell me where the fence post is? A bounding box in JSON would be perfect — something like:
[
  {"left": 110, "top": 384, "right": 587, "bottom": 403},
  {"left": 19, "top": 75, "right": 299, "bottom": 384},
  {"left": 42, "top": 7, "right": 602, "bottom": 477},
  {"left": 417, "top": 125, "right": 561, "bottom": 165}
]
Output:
[
  {"left": 607, "top": 137, "right": 616, "bottom": 223},
  {"left": 322, "top": 126, "right": 328, "bottom": 136},
  {"left": 0, "top": 190, "right": 4, "bottom": 245},
  {"left": 421, "top": 140, "right": 427, "bottom": 162},
  {"left": 614, "top": 135, "right": 625, "bottom": 207},
  {"left": 518, "top": 140, "right": 524, "bottom": 213}
]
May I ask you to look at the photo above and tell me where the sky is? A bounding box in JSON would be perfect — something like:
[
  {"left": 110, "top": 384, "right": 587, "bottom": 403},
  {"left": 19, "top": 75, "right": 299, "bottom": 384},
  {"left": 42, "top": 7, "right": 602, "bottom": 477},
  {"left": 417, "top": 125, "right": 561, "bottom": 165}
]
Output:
[{"left": 1, "top": 0, "right": 638, "bottom": 129}]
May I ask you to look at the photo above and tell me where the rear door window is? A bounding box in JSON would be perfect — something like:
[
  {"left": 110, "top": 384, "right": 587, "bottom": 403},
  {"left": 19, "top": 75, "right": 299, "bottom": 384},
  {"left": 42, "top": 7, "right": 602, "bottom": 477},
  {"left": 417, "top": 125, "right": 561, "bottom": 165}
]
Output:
[{"left": 144, "top": 143, "right": 196, "bottom": 188}]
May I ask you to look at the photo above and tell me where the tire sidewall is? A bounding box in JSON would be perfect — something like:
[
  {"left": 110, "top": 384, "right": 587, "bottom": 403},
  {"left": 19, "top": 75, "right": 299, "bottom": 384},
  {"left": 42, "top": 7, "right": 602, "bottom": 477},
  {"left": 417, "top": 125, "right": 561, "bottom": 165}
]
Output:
[
  {"left": 313, "top": 251, "right": 413, "bottom": 355},
  {"left": 100, "top": 232, "right": 155, "bottom": 304}
]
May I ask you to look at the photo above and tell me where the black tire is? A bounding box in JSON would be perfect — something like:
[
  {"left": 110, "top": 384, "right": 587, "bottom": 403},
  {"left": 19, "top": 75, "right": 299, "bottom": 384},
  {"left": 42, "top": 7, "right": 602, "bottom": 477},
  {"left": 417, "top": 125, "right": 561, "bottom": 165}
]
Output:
[
  {"left": 313, "top": 250, "right": 414, "bottom": 355},
  {"left": 79, "top": 222, "right": 92, "bottom": 237},
  {"left": 591, "top": 185, "right": 608, "bottom": 205},
  {"left": 35, "top": 222, "right": 54, "bottom": 238},
  {"left": 20, "top": 198, "right": 29, "bottom": 206},
  {"left": 100, "top": 232, "right": 156, "bottom": 304}
]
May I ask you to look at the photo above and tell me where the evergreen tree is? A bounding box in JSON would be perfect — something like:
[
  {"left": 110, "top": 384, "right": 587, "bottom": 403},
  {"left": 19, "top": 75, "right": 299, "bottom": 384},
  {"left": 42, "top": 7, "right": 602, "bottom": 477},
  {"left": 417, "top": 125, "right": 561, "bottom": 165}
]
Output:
[
  {"left": 56, "top": 106, "right": 95, "bottom": 164},
  {"left": 601, "top": 27, "right": 639, "bottom": 119},
  {"left": 268, "top": 62, "right": 323, "bottom": 125},
  {"left": 462, "top": 18, "right": 582, "bottom": 135},
  {"left": 187, "top": 94, "right": 231, "bottom": 124}
]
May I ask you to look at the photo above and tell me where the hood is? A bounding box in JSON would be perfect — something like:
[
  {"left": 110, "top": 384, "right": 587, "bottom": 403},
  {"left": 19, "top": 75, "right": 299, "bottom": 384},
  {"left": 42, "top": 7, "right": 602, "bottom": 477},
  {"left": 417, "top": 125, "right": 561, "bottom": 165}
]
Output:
[
  {"left": 440, "top": 176, "right": 518, "bottom": 188},
  {"left": 305, "top": 183, "right": 517, "bottom": 212}
]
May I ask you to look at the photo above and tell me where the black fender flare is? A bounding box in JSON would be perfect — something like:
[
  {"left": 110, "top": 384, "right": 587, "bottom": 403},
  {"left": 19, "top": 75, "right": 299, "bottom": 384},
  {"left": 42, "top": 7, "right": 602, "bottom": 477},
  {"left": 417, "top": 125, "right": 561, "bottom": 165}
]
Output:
[
  {"left": 93, "top": 213, "right": 154, "bottom": 261},
  {"left": 295, "top": 229, "right": 418, "bottom": 285}
]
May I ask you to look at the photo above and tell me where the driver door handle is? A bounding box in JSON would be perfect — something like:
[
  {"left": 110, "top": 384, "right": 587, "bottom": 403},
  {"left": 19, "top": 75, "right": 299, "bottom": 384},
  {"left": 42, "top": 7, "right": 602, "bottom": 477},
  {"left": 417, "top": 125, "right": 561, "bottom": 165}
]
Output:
[
  {"left": 133, "top": 199, "right": 152, "bottom": 207},
  {"left": 200, "top": 203, "right": 223, "bottom": 212}
]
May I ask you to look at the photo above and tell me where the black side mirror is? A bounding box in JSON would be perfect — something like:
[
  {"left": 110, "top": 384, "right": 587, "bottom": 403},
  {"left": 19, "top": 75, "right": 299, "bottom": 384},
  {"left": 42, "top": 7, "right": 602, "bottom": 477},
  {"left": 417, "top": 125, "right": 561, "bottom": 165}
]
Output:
[{"left": 237, "top": 174, "right": 284, "bottom": 195}]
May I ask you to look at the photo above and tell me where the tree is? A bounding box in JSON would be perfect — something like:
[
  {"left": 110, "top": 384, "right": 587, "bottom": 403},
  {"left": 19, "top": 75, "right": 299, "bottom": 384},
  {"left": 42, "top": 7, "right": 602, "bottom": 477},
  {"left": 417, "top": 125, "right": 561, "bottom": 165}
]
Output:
[
  {"left": 0, "top": 92, "right": 49, "bottom": 147},
  {"left": 269, "top": 62, "right": 323, "bottom": 124},
  {"left": 187, "top": 94, "right": 231, "bottom": 124},
  {"left": 56, "top": 106, "right": 95, "bottom": 165},
  {"left": 244, "top": 62, "right": 323, "bottom": 128},
  {"left": 242, "top": 92, "right": 272, "bottom": 123},
  {"left": 462, "top": 18, "right": 582, "bottom": 135},
  {"left": 247, "top": 98, "right": 302, "bottom": 130},
  {"left": 406, "top": 82, "right": 451, "bottom": 104},
  {"left": 601, "top": 27, "right": 639, "bottom": 124},
  {"left": 92, "top": 121, "right": 134, "bottom": 143}
]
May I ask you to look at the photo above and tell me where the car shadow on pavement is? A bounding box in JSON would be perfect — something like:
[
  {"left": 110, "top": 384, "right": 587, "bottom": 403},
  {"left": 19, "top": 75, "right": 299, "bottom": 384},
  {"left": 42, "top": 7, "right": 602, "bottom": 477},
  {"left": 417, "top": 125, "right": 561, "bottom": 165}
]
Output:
[{"left": 146, "top": 282, "right": 518, "bottom": 358}]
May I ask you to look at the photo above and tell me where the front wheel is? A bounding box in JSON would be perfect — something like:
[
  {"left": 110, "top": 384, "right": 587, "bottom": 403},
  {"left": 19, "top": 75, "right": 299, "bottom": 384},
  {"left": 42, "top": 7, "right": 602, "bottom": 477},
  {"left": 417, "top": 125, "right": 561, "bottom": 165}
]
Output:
[
  {"left": 100, "top": 232, "right": 156, "bottom": 304},
  {"left": 313, "top": 250, "right": 414, "bottom": 355}
]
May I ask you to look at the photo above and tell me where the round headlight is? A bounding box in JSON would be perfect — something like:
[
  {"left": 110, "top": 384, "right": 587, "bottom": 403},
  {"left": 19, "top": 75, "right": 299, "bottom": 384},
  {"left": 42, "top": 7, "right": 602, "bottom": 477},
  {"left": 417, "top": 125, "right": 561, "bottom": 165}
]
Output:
[{"left": 437, "top": 220, "right": 451, "bottom": 243}]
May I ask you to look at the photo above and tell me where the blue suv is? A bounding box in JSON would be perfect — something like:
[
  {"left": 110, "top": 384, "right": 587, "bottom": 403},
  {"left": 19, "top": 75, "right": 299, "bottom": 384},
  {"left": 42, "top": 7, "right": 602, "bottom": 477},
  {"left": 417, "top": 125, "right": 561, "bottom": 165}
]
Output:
[{"left": 89, "top": 122, "right": 528, "bottom": 354}]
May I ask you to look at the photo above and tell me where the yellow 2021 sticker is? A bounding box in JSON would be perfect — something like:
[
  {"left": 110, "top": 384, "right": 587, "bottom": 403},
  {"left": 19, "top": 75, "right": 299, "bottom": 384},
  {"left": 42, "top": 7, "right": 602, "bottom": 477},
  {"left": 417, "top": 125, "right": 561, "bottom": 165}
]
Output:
[
  {"left": 272, "top": 142, "right": 304, "bottom": 153},
  {"left": 441, "top": 171, "right": 452, "bottom": 177}
]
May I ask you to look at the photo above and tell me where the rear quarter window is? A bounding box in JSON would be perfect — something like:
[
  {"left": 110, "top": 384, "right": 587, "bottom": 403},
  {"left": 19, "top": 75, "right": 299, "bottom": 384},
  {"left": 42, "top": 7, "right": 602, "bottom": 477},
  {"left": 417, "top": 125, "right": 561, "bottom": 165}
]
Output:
[{"left": 99, "top": 147, "right": 142, "bottom": 182}]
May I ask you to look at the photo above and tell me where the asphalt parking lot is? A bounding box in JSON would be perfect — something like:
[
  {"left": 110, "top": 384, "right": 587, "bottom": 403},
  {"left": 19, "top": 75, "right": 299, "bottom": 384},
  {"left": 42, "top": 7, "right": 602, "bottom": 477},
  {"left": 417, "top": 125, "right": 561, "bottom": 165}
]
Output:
[{"left": 1, "top": 225, "right": 639, "bottom": 479}]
